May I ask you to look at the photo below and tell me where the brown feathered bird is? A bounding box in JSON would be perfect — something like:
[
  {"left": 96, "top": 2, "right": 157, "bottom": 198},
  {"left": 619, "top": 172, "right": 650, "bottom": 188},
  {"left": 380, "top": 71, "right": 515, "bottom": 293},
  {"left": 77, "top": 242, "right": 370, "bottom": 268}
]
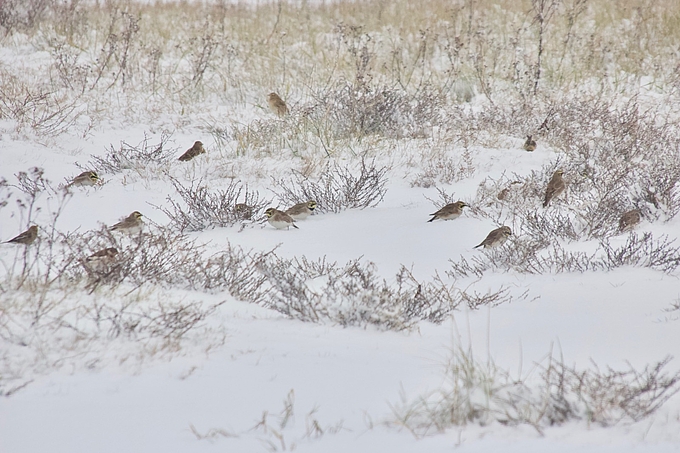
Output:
[
  {"left": 285, "top": 201, "right": 317, "bottom": 221},
  {"left": 85, "top": 247, "right": 119, "bottom": 270},
  {"left": 619, "top": 209, "right": 642, "bottom": 232},
  {"left": 234, "top": 203, "right": 254, "bottom": 220},
  {"left": 87, "top": 247, "right": 119, "bottom": 261},
  {"left": 264, "top": 208, "right": 298, "bottom": 230},
  {"left": 428, "top": 201, "right": 468, "bottom": 222},
  {"left": 3, "top": 225, "right": 38, "bottom": 245},
  {"left": 268, "top": 92, "right": 288, "bottom": 117},
  {"left": 178, "top": 141, "right": 205, "bottom": 161},
  {"left": 543, "top": 170, "right": 566, "bottom": 207},
  {"left": 67, "top": 171, "right": 100, "bottom": 188},
  {"left": 474, "top": 226, "right": 512, "bottom": 249},
  {"left": 110, "top": 211, "right": 144, "bottom": 235},
  {"left": 523, "top": 135, "right": 537, "bottom": 152}
]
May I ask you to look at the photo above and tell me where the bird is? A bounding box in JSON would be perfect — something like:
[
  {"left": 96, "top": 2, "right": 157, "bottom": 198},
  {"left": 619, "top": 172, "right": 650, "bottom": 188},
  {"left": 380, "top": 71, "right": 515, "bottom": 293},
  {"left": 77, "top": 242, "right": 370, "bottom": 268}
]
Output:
[
  {"left": 67, "top": 171, "right": 100, "bottom": 188},
  {"left": 543, "top": 169, "right": 566, "bottom": 207},
  {"left": 85, "top": 247, "right": 119, "bottom": 270},
  {"left": 3, "top": 225, "right": 38, "bottom": 245},
  {"left": 474, "top": 226, "right": 512, "bottom": 249},
  {"left": 427, "top": 201, "right": 469, "bottom": 222},
  {"left": 264, "top": 208, "right": 298, "bottom": 229},
  {"left": 497, "top": 181, "right": 522, "bottom": 201},
  {"left": 268, "top": 92, "right": 288, "bottom": 117},
  {"left": 178, "top": 141, "right": 205, "bottom": 161},
  {"left": 110, "top": 211, "right": 143, "bottom": 235},
  {"left": 87, "top": 247, "right": 119, "bottom": 261},
  {"left": 523, "top": 135, "right": 537, "bottom": 152},
  {"left": 619, "top": 209, "right": 642, "bottom": 232},
  {"left": 285, "top": 200, "right": 317, "bottom": 221},
  {"left": 234, "top": 203, "right": 254, "bottom": 220}
]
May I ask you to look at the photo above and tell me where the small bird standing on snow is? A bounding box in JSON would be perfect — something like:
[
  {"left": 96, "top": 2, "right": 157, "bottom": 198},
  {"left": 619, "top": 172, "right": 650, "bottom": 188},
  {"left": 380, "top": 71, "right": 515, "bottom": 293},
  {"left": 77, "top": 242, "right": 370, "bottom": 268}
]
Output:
[
  {"left": 474, "top": 226, "right": 512, "bottom": 249},
  {"left": 427, "top": 201, "right": 469, "bottom": 222},
  {"left": 543, "top": 169, "right": 566, "bottom": 207},
  {"left": 268, "top": 92, "right": 288, "bottom": 117},
  {"left": 523, "top": 135, "right": 537, "bottom": 152},
  {"left": 178, "top": 141, "right": 205, "bottom": 161},
  {"left": 3, "top": 225, "right": 39, "bottom": 245},
  {"left": 110, "top": 211, "right": 144, "bottom": 235},
  {"left": 285, "top": 201, "right": 317, "bottom": 221},
  {"left": 619, "top": 209, "right": 642, "bottom": 232},
  {"left": 265, "top": 208, "right": 298, "bottom": 230},
  {"left": 67, "top": 171, "right": 100, "bottom": 188}
]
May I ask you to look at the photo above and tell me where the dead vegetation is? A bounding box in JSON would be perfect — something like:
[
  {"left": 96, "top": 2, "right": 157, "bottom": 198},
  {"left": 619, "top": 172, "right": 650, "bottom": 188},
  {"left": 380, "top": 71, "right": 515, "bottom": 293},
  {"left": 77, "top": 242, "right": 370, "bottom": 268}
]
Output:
[{"left": 393, "top": 348, "right": 680, "bottom": 436}]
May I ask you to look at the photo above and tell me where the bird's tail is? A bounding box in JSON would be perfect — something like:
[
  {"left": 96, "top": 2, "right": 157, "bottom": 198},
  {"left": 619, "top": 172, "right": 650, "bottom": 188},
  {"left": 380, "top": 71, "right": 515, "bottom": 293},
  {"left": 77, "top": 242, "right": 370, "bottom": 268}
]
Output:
[{"left": 427, "top": 217, "right": 436, "bottom": 223}]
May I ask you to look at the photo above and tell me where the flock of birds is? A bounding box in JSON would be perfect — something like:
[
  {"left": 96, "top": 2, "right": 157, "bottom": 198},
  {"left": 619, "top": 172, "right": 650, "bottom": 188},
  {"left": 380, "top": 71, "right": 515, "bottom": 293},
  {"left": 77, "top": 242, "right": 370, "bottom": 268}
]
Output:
[{"left": 1, "top": 93, "right": 644, "bottom": 260}]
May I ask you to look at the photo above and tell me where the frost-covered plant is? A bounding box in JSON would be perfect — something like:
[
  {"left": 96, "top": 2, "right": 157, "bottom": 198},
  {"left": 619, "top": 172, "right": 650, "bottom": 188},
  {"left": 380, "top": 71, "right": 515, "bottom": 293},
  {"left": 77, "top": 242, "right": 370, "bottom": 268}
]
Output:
[
  {"left": 392, "top": 349, "right": 680, "bottom": 436},
  {"left": 160, "top": 177, "right": 270, "bottom": 232},
  {"left": 272, "top": 158, "right": 388, "bottom": 213},
  {"left": 87, "top": 132, "right": 176, "bottom": 175},
  {"left": 255, "top": 256, "right": 518, "bottom": 330},
  {"left": 447, "top": 232, "right": 680, "bottom": 277},
  {"left": 0, "top": 70, "right": 81, "bottom": 136}
]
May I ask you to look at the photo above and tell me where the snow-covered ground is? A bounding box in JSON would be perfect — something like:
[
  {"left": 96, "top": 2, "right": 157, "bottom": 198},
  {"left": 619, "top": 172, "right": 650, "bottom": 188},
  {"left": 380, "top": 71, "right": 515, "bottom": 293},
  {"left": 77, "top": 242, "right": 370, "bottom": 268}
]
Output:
[
  {"left": 2, "top": 1, "right": 680, "bottom": 451},
  {"left": 2, "top": 123, "right": 680, "bottom": 452}
]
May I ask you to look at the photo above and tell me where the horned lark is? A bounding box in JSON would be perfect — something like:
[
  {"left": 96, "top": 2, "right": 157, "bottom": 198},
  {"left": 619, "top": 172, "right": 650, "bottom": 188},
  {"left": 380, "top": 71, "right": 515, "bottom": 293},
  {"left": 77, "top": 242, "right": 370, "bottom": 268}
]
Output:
[
  {"left": 523, "top": 135, "right": 537, "bottom": 152},
  {"left": 619, "top": 209, "right": 642, "bottom": 232},
  {"left": 265, "top": 208, "right": 298, "bottom": 229},
  {"left": 85, "top": 247, "right": 119, "bottom": 270},
  {"left": 178, "top": 141, "right": 205, "bottom": 161},
  {"left": 428, "top": 201, "right": 468, "bottom": 222},
  {"left": 474, "top": 226, "right": 512, "bottom": 249},
  {"left": 110, "top": 211, "right": 143, "bottom": 235},
  {"left": 543, "top": 169, "right": 566, "bottom": 207},
  {"left": 497, "top": 181, "right": 522, "bottom": 201},
  {"left": 3, "top": 225, "right": 38, "bottom": 245},
  {"left": 67, "top": 171, "right": 100, "bottom": 188},
  {"left": 268, "top": 92, "right": 288, "bottom": 117},
  {"left": 87, "top": 247, "right": 119, "bottom": 261},
  {"left": 234, "top": 203, "right": 254, "bottom": 220},
  {"left": 285, "top": 200, "right": 317, "bottom": 221}
]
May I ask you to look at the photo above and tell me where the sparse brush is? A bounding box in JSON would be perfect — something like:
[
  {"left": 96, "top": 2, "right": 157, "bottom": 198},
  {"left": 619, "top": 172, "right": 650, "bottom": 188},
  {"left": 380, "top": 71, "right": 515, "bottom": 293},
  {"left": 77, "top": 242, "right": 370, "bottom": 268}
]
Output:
[
  {"left": 392, "top": 348, "right": 680, "bottom": 437},
  {"left": 272, "top": 158, "right": 388, "bottom": 214},
  {"left": 86, "top": 131, "right": 176, "bottom": 175},
  {"left": 306, "top": 81, "right": 444, "bottom": 140},
  {"left": 191, "top": 388, "right": 345, "bottom": 447},
  {"left": 411, "top": 148, "right": 475, "bottom": 188},
  {"left": 447, "top": 231, "right": 680, "bottom": 277},
  {"left": 160, "top": 177, "right": 270, "bottom": 232},
  {"left": 0, "top": 69, "right": 82, "bottom": 136},
  {"left": 255, "top": 257, "right": 521, "bottom": 329}
]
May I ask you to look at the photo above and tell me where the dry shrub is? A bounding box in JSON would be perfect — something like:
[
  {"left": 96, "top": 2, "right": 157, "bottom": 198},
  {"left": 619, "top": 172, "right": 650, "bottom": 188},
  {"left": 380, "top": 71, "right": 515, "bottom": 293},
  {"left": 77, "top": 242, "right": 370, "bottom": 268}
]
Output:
[
  {"left": 393, "top": 349, "right": 680, "bottom": 436},
  {"left": 272, "top": 158, "right": 388, "bottom": 213},
  {"left": 160, "top": 177, "right": 270, "bottom": 232},
  {"left": 0, "top": 70, "right": 82, "bottom": 136},
  {"left": 447, "top": 232, "right": 680, "bottom": 278},
  {"left": 86, "top": 131, "right": 176, "bottom": 175}
]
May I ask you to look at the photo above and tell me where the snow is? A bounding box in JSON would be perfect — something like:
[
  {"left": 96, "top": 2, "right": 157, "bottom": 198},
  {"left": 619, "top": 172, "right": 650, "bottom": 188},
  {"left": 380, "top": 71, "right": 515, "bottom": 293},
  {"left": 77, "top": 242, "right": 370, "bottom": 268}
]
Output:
[
  {"left": 2, "top": 120, "right": 680, "bottom": 452},
  {"left": 2, "top": 9, "right": 680, "bottom": 453}
]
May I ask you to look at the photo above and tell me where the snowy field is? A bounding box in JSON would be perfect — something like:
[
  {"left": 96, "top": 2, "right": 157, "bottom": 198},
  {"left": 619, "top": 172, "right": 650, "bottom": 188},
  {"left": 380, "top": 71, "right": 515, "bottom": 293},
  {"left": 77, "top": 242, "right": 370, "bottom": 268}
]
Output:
[{"left": 1, "top": 1, "right": 680, "bottom": 452}]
